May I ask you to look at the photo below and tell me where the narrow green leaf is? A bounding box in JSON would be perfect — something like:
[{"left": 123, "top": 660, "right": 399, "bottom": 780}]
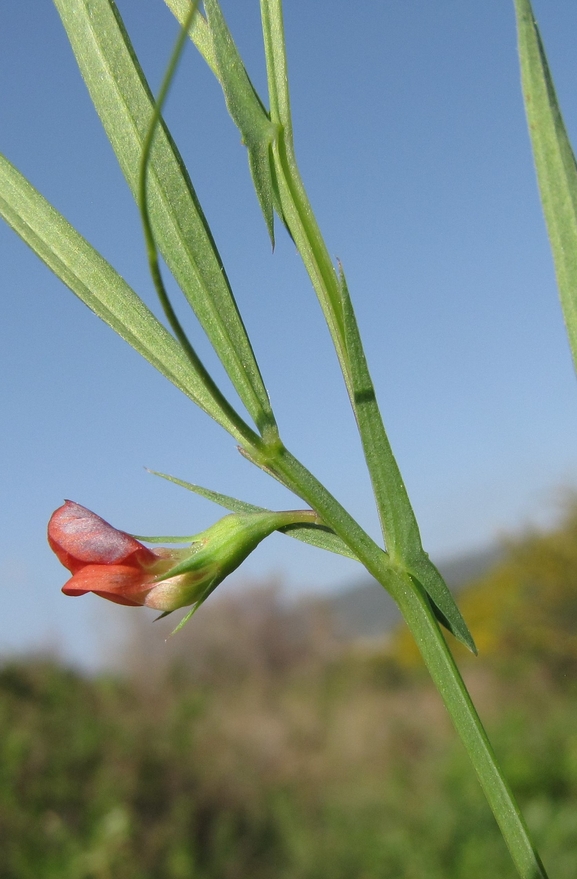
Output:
[
  {"left": 261, "top": 0, "right": 476, "bottom": 651},
  {"left": 203, "top": 0, "right": 282, "bottom": 244},
  {"left": 149, "top": 469, "right": 358, "bottom": 560},
  {"left": 338, "top": 268, "right": 476, "bottom": 652},
  {"left": 53, "top": 0, "right": 276, "bottom": 434},
  {"left": 137, "top": 0, "right": 261, "bottom": 451},
  {"left": 0, "top": 154, "right": 246, "bottom": 440},
  {"left": 515, "top": 0, "right": 577, "bottom": 371}
]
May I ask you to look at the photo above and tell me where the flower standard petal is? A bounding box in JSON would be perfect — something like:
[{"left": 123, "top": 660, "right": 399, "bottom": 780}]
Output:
[{"left": 48, "top": 500, "right": 157, "bottom": 572}]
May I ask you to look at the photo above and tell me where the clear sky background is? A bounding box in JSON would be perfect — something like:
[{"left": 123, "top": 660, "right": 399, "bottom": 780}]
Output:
[{"left": 1, "top": 0, "right": 577, "bottom": 669}]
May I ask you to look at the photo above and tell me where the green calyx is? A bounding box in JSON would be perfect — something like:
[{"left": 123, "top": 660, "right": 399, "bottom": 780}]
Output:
[{"left": 152, "top": 509, "right": 319, "bottom": 620}]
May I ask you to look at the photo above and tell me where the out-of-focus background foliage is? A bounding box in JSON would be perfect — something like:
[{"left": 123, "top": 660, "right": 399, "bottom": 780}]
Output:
[{"left": 2, "top": 502, "right": 577, "bottom": 878}]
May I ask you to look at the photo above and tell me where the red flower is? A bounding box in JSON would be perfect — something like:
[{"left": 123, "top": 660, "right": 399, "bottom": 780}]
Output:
[
  {"left": 48, "top": 500, "right": 189, "bottom": 610},
  {"left": 49, "top": 500, "right": 320, "bottom": 618}
]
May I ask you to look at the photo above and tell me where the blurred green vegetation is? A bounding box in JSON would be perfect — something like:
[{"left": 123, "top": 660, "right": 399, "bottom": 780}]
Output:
[{"left": 3, "top": 505, "right": 577, "bottom": 878}]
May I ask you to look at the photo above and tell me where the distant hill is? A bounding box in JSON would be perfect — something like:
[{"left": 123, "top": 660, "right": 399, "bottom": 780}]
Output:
[{"left": 325, "top": 546, "right": 502, "bottom": 642}]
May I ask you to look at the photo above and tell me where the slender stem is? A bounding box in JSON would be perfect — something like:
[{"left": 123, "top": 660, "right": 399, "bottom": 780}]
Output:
[
  {"left": 264, "top": 445, "right": 395, "bottom": 577},
  {"left": 268, "top": 444, "right": 548, "bottom": 879},
  {"left": 395, "top": 584, "right": 548, "bottom": 879}
]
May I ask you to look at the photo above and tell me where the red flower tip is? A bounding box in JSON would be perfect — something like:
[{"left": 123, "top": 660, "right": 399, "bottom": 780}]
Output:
[{"left": 48, "top": 501, "right": 157, "bottom": 572}]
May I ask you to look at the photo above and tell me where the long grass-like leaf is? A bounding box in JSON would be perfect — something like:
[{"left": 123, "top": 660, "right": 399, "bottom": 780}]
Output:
[
  {"left": 53, "top": 0, "right": 276, "bottom": 435},
  {"left": 137, "top": 1, "right": 259, "bottom": 451},
  {"left": 515, "top": 0, "right": 577, "bottom": 371},
  {"left": 0, "top": 153, "right": 249, "bottom": 440}
]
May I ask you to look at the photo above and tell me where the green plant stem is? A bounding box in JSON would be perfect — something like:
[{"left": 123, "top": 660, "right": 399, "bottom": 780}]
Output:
[
  {"left": 395, "top": 584, "right": 548, "bottom": 879},
  {"left": 267, "top": 444, "right": 548, "bottom": 879}
]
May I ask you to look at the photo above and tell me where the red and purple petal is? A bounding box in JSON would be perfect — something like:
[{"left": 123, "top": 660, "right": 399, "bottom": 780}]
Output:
[{"left": 48, "top": 501, "right": 157, "bottom": 573}]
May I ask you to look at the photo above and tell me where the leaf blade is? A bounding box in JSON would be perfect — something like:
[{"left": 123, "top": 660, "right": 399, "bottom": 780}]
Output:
[
  {"left": 53, "top": 0, "right": 276, "bottom": 433},
  {"left": 515, "top": 0, "right": 577, "bottom": 371}
]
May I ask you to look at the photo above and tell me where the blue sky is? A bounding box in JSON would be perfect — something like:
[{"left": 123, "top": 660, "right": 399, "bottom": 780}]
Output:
[{"left": 1, "top": 1, "right": 577, "bottom": 669}]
